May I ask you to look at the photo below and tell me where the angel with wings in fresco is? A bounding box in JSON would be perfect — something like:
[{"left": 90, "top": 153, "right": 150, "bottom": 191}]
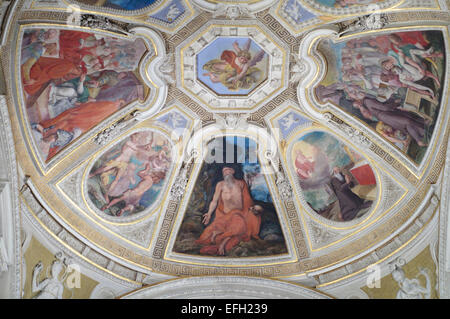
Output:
[{"left": 202, "top": 39, "right": 266, "bottom": 91}]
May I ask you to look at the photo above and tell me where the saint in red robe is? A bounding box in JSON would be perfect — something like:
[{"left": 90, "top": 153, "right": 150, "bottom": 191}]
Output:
[
  {"left": 195, "top": 179, "right": 261, "bottom": 255},
  {"left": 40, "top": 100, "right": 124, "bottom": 161},
  {"left": 59, "top": 30, "right": 97, "bottom": 65},
  {"left": 39, "top": 100, "right": 123, "bottom": 135},
  {"left": 23, "top": 57, "right": 82, "bottom": 96}
]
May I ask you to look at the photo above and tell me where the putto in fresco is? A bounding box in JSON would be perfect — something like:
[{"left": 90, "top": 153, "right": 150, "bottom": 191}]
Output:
[{"left": 87, "top": 131, "right": 171, "bottom": 217}]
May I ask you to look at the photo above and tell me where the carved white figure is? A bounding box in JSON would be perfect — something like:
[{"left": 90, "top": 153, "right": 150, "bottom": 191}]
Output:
[
  {"left": 280, "top": 113, "right": 299, "bottom": 130},
  {"left": 214, "top": 113, "right": 249, "bottom": 130},
  {"left": 290, "top": 53, "right": 306, "bottom": 84},
  {"left": 213, "top": 4, "right": 254, "bottom": 20},
  {"left": 94, "top": 111, "right": 139, "bottom": 146},
  {"left": 31, "top": 253, "right": 71, "bottom": 299},
  {"left": 285, "top": 0, "right": 302, "bottom": 22},
  {"left": 170, "top": 164, "right": 188, "bottom": 200},
  {"left": 275, "top": 171, "right": 293, "bottom": 200},
  {"left": 392, "top": 266, "right": 432, "bottom": 299},
  {"left": 157, "top": 53, "right": 175, "bottom": 84},
  {"left": 168, "top": 112, "right": 184, "bottom": 128},
  {"left": 80, "top": 14, "right": 129, "bottom": 35},
  {"left": 338, "top": 11, "right": 387, "bottom": 37},
  {"left": 166, "top": 4, "right": 181, "bottom": 22}
]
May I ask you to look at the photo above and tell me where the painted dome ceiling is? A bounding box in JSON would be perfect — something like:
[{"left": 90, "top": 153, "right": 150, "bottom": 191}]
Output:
[{"left": 0, "top": 0, "right": 448, "bottom": 296}]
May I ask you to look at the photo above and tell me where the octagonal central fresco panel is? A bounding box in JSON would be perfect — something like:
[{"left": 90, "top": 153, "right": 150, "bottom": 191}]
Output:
[
  {"left": 196, "top": 37, "right": 269, "bottom": 96},
  {"left": 177, "top": 22, "right": 288, "bottom": 112}
]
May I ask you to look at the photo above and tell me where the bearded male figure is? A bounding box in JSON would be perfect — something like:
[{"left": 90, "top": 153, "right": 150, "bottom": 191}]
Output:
[{"left": 195, "top": 166, "right": 262, "bottom": 256}]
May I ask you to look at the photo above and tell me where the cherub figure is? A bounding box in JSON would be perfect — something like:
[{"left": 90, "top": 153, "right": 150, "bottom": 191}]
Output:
[
  {"left": 89, "top": 132, "right": 154, "bottom": 202},
  {"left": 101, "top": 163, "right": 166, "bottom": 216}
]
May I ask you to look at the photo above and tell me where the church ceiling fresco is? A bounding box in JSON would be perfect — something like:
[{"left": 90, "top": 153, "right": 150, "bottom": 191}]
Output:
[
  {"left": 173, "top": 136, "right": 289, "bottom": 258},
  {"left": 19, "top": 27, "right": 148, "bottom": 163},
  {"left": 0, "top": 0, "right": 449, "bottom": 287},
  {"left": 315, "top": 29, "right": 446, "bottom": 164},
  {"left": 290, "top": 130, "right": 377, "bottom": 222},
  {"left": 87, "top": 130, "right": 172, "bottom": 218}
]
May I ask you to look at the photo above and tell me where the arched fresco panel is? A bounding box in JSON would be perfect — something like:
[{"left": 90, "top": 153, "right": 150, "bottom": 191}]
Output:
[
  {"left": 18, "top": 27, "right": 148, "bottom": 163},
  {"left": 173, "top": 136, "right": 288, "bottom": 257},
  {"left": 315, "top": 29, "right": 446, "bottom": 164}
]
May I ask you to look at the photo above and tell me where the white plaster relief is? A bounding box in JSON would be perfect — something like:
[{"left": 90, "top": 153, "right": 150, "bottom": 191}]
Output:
[{"left": 122, "top": 276, "right": 332, "bottom": 299}]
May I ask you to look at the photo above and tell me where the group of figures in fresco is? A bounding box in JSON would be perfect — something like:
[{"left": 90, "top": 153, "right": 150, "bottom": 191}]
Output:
[
  {"left": 87, "top": 131, "right": 171, "bottom": 217},
  {"left": 20, "top": 28, "right": 147, "bottom": 162},
  {"left": 316, "top": 30, "right": 446, "bottom": 163}
]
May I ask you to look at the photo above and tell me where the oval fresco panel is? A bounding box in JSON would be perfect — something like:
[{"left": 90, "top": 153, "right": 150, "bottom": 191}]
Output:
[
  {"left": 291, "top": 131, "right": 377, "bottom": 222},
  {"left": 86, "top": 130, "right": 172, "bottom": 218},
  {"left": 315, "top": 29, "right": 446, "bottom": 164},
  {"left": 20, "top": 27, "right": 148, "bottom": 162}
]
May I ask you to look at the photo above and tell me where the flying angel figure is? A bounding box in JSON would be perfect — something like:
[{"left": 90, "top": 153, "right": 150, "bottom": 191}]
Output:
[
  {"left": 203, "top": 39, "right": 266, "bottom": 91},
  {"left": 226, "top": 39, "right": 266, "bottom": 85}
]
